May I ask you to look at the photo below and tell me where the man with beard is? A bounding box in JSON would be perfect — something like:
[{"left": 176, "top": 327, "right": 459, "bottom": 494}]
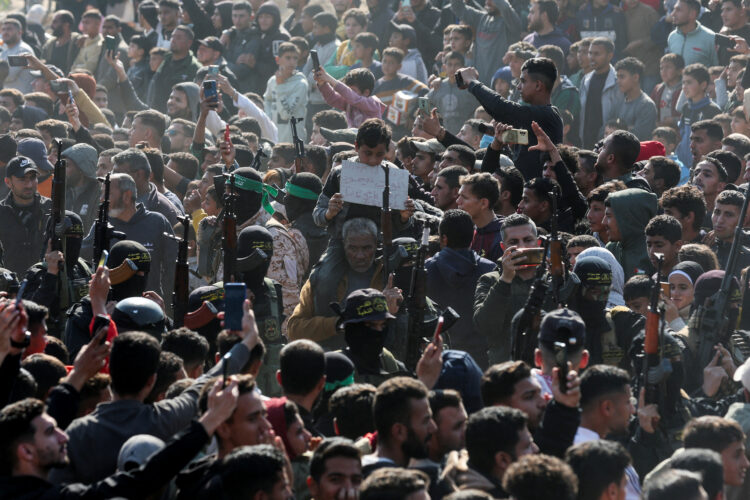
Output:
[
  {"left": 481, "top": 359, "right": 580, "bottom": 458},
  {"left": 524, "top": 0, "right": 571, "bottom": 53},
  {"left": 40, "top": 10, "right": 82, "bottom": 75},
  {"left": 595, "top": 130, "right": 651, "bottom": 191},
  {"left": 441, "top": 406, "right": 537, "bottom": 497},
  {"left": 333, "top": 288, "right": 406, "bottom": 386},
  {"left": 692, "top": 157, "right": 729, "bottom": 229},
  {"left": 0, "top": 156, "right": 51, "bottom": 277},
  {"left": 362, "top": 376, "right": 437, "bottom": 475},
  {"left": 64, "top": 239, "right": 151, "bottom": 358},
  {"left": 709, "top": 190, "right": 750, "bottom": 270},
  {"left": 22, "top": 211, "right": 93, "bottom": 338},
  {"left": 81, "top": 173, "right": 177, "bottom": 304},
  {"left": 147, "top": 25, "right": 201, "bottom": 113},
  {"left": 0, "top": 384, "right": 240, "bottom": 499},
  {"left": 235, "top": 225, "right": 285, "bottom": 397}
]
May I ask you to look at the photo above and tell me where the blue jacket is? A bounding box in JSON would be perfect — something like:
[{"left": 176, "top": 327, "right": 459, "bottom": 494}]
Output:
[{"left": 425, "top": 247, "right": 496, "bottom": 367}]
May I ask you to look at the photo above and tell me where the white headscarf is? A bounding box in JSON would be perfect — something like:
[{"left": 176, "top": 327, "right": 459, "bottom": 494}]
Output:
[{"left": 577, "top": 247, "right": 625, "bottom": 308}]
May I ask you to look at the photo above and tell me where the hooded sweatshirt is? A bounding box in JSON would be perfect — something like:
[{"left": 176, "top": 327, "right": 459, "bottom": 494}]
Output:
[
  {"left": 173, "top": 82, "right": 201, "bottom": 121},
  {"left": 605, "top": 188, "right": 657, "bottom": 280},
  {"left": 425, "top": 247, "right": 496, "bottom": 366},
  {"left": 246, "top": 2, "right": 290, "bottom": 95},
  {"left": 62, "top": 143, "right": 100, "bottom": 232}
]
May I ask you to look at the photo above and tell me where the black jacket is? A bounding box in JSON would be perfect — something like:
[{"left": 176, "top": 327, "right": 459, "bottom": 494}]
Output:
[
  {"left": 468, "top": 81, "right": 563, "bottom": 180},
  {"left": 0, "top": 420, "right": 211, "bottom": 500},
  {"left": 0, "top": 192, "right": 51, "bottom": 276}
]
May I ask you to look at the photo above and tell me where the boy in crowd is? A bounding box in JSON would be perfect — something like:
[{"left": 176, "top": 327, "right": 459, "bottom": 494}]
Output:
[
  {"left": 426, "top": 51, "right": 480, "bottom": 135},
  {"left": 691, "top": 156, "right": 728, "bottom": 228},
  {"left": 652, "top": 126, "right": 689, "bottom": 185},
  {"left": 457, "top": 172, "right": 503, "bottom": 262},
  {"left": 645, "top": 214, "right": 684, "bottom": 275},
  {"left": 302, "top": 12, "right": 340, "bottom": 131},
  {"left": 449, "top": 24, "right": 474, "bottom": 67},
  {"left": 636, "top": 156, "right": 682, "bottom": 197},
  {"left": 676, "top": 64, "right": 722, "bottom": 168},
  {"left": 388, "top": 23, "right": 428, "bottom": 84},
  {"left": 314, "top": 66, "right": 387, "bottom": 129},
  {"left": 614, "top": 57, "right": 657, "bottom": 140},
  {"left": 710, "top": 189, "right": 750, "bottom": 270},
  {"left": 264, "top": 42, "right": 308, "bottom": 144},
  {"left": 651, "top": 53, "right": 685, "bottom": 127},
  {"left": 660, "top": 185, "right": 708, "bottom": 243},
  {"left": 373, "top": 47, "right": 429, "bottom": 108},
  {"left": 349, "top": 32, "right": 382, "bottom": 80}
]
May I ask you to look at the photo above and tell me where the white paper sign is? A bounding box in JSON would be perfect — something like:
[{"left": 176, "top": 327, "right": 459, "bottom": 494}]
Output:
[{"left": 340, "top": 160, "right": 409, "bottom": 210}]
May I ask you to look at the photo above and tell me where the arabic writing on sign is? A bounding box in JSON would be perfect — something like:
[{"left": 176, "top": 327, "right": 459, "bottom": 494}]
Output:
[{"left": 340, "top": 160, "right": 409, "bottom": 210}]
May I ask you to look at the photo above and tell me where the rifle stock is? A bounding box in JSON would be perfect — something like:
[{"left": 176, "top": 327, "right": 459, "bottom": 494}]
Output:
[
  {"left": 291, "top": 117, "right": 304, "bottom": 173},
  {"left": 49, "top": 140, "right": 66, "bottom": 254},
  {"left": 643, "top": 254, "right": 664, "bottom": 405}
]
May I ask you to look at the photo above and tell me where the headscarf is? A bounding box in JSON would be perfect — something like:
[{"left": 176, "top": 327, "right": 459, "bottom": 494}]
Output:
[
  {"left": 668, "top": 261, "right": 705, "bottom": 286},
  {"left": 577, "top": 247, "right": 625, "bottom": 308}
]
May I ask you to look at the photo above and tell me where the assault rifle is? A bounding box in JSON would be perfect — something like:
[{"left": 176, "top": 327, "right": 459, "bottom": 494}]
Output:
[
  {"left": 290, "top": 117, "right": 304, "bottom": 172},
  {"left": 696, "top": 189, "right": 750, "bottom": 369},
  {"left": 406, "top": 226, "right": 430, "bottom": 371},
  {"left": 222, "top": 174, "right": 238, "bottom": 283},
  {"left": 47, "top": 140, "right": 67, "bottom": 306},
  {"left": 643, "top": 253, "right": 664, "bottom": 405},
  {"left": 92, "top": 173, "right": 126, "bottom": 266},
  {"left": 381, "top": 165, "right": 392, "bottom": 284},
  {"left": 511, "top": 239, "right": 550, "bottom": 363},
  {"left": 166, "top": 215, "right": 191, "bottom": 327}
]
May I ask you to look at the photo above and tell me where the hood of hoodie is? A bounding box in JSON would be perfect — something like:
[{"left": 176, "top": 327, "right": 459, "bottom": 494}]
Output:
[
  {"left": 608, "top": 188, "right": 657, "bottom": 246},
  {"left": 256, "top": 2, "right": 282, "bottom": 32},
  {"left": 431, "top": 247, "right": 482, "bottom": 286},
  {"left": 62, "top": 143, "right": 98, "bottom": 179},
  {"left": 174, "top": 82, "right": 200, "bottom": 121},
  {"left": 577, "top": 246, "right": 625, "bottom": 307}
]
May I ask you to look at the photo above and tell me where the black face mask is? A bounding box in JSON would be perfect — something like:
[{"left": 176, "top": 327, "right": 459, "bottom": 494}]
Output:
[
  {"left": 284, "top": 197, "right": 310, "bottom": 223},
  {"left": 394, "top": 266, "right": 413, "bottom": 292},
  {"left": 242, "top": 262, "right": 271, "bottom": 294},
  {"left": 345, "top": 323, "right": 386, "bottom": 368},
  {"left": 64, "top": 235, "right": 82, "bottom": 270},
  {"left": 112, "top": 274, "right": 147, "bottom": 302}
]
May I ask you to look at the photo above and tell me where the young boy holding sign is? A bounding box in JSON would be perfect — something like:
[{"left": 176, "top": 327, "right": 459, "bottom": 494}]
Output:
[{"left": 312, "top": 118, "right": 415, "bottom": 247}]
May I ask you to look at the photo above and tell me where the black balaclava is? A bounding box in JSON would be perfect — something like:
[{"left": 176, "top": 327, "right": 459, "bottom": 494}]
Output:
[
  {"left": 391, "top": 237, "right": 419, "bottom": 291},
  {"left": 572, "top": 255, "right": 613, "bottom": 362},
  {"left": 344, "top": 322, "right": 387, "bottom": 372},
  {"left": 231, "top": 167, "right": 263, "bottom": 225},
  {"left": 284, "top": 173, "right": 322, "bottom": 222},
  {"left": 237, "top": 225, "right": 273, "bottom": 295},
  {"left": 63, "top": 210, "right": 84, "bottom": 270},
  {"left": 108, "top": 240, "right": 151, "bottom": 301}
]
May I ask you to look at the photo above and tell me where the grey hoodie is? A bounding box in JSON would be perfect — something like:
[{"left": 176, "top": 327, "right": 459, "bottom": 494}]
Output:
[{"left": 173, "top": 82, "right": 201, "bottom": 121}]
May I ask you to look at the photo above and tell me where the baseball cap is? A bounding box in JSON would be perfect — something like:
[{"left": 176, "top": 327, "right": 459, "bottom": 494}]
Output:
[
  {"left": 320, "top": 127, "right": 357, "bottom": 145},
  {"left": 117, "top": 434, "right": 165, "bottom": 471},
  {"left": 538, "top": 308, "right": 586, "bottom": 350},
  {"left": 17, "top": 138, "right": 54, "bottom": 173},
  {"left": 198, "top": 36, "right": 224, "bottom": 54},
  {"left": 331, "top": 288, "right": 395, "bottom": 326},
  {"left": 5, "top": 156, "right": 40, "bottom": 179},
  {"left": 411, "top": 138, "right": 446, "bottom": 155}
]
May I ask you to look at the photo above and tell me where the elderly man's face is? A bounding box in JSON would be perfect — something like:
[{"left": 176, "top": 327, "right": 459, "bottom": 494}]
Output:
[{"left": 344, "top": 232, "right": 376, "bottom": 273}]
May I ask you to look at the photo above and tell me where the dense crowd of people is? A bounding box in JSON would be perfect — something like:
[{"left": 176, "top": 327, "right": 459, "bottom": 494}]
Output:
[{"left": 3, "top": 0, "right": 750, "bottom": 498}]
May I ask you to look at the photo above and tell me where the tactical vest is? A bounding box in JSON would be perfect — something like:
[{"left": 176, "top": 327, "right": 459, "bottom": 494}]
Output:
[{"left": 254, "top": 277, "right": 285, "bottom": 345}]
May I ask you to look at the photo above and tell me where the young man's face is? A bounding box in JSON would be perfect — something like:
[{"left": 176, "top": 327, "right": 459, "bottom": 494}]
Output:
[
  {"left": 567, "top": 245, "right": 586, "bottom": 267},
  {"left": 506, "top": 376, "right": 547, "bottom": 429},
  {"left": 712, "top": 202, "right": 741, "bottom": 240},
  {"left": 457, "top": 125, "right": 481, "bottom": 149},
  {"left": 646, "top": 234, "right": 681, "bottom": 270},
  {"left": 607, "top": 385, "right": 635, "bottom": 435},
  {"left": 381, "top": 55, "right": 400, "bottom": 77},
  {"left": 80, "top": 17, "right": 101, "bottom": 38},
  {"left": 588, "top": 44, "right": 612, "bottom": 73},
  {"left": 166, "top": 89, "right": 189, "bottom": 117},
  {"left": 626, "top": 296, "right": 650, "bottom": 315},
  {"left": 603, "top": 206, "right": 622, "bottom": 241},
  {"left": 518, "top": 188, "right": 548, "bottom": 224},
  {"left": 681, "top": 75, "right": 706, "bottom": 101},
  {"left": 404, "top": 397, "right": 437, "bottom": 459},
  {"left": 659, "top": 60, "right": 680, "bottom": 85},
  {"left": 519, "top": 70, "right": 542, "bottom": 103},
  {"left": 721, "top": 0, "right": 747, "bottom": 29},
  {"left": 430, "top": 175, "right": 459, "bottom": 210},
  {"left": 577, "top": 45, "right": 591, "bottom": 72},
  {"left": 616, "top": 69, "right": 639, "bottom": 94},
  {"left": 310, "top": 124, "right": 327, "bottom": 146},
  {"left": 412, "top": 151, "right": 435, "bottom": 179},
  {"left": 432, "top": 403, "right": 468, "bottom": 455},
  {"left": 508, "top": 54, "right": 524, "bottom": 78},
  {"left": 690, "top": 131, "right": 720, "bottom": 166},
  {"left": 527, "top": 2, "right": 544, "bottom": 31},
  {"left": 692, "top": 161, "right": 726, "bottom": 197},
  {"left": 232, "top": 8, "right": 251, "bottom": 29},
  {"left": 637, "top": 161, "right": 656, "bottom": 189},
  {"left": 671, "top": 0, "right": 696, "bottom": 26},
  {"left": 28, "top": 413, "right": 69, "bottom": 471},
  {"left": 6, "top": 172, "right": 39, "bottom": 202},
  {"left": 355, "top": 142, "right": 388, "bottom": 166},
  {"left": 456, "top": 184, "right": 487, "bottom": 219},
  {"left": 218, "top": 391, "right": 273, "bottom": 448},
  {"left": 308, "top": 456, "right": 363, "bottom": 500},
  {"left": 721, "top": 439, "right": 750, "bottom": 487},
  {"left": 257, "top": 13, "right": 274, "bottom": 32}
]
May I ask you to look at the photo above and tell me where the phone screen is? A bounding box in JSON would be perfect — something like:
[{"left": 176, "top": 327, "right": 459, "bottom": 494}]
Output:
[{"left": 224, "top": 283, "right": 246, "bottom": 331}]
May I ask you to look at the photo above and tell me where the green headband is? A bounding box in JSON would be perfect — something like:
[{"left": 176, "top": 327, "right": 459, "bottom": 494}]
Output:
[
  {"left": 284, "top": 181, "right": 319, "bottom": 201},
  {"left": 229, "top": 174, "right": 279, "bottom": 215},
  {"left": 324, "top": 373, "right": 355, "bottom": 392}
]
